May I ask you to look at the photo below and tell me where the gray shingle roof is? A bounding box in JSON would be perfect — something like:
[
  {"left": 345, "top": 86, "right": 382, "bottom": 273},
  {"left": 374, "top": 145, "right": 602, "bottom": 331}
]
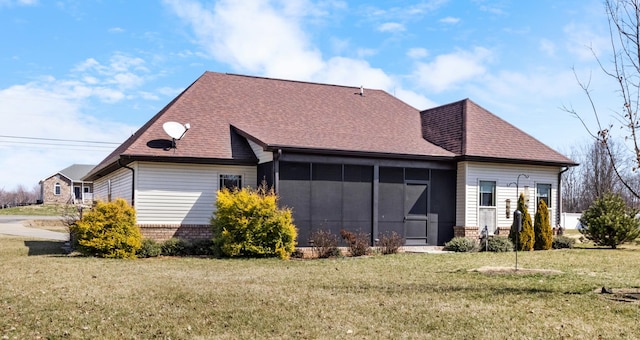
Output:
[
  {"left": 421, "top": 99, "right": 577, "bottom": 166},
  {"left": 85, "top": 72, "right": 575, "bottom": 180},
  {"left": 58, "top": 164, "right": 96, "bottom": 182}
]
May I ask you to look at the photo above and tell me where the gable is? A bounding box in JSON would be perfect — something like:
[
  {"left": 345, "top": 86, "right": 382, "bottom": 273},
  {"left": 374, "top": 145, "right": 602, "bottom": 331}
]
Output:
[{"left": 421, "top": 99, "right": 576, "bottom": 166}]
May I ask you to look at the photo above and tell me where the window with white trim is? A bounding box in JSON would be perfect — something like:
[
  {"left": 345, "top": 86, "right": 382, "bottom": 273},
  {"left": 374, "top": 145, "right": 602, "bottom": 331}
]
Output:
[
  {"left": 536, "top": 183, "right": 552, "bottom": 207},
  {"left": 54, "top": 182, "right": 61, "bottom": 196},
  {"left": 220, "top": 174, "right": 242, "bottom": 190},
  {"left": 479, "top": 181, "right": 496, "bottom": 206}
]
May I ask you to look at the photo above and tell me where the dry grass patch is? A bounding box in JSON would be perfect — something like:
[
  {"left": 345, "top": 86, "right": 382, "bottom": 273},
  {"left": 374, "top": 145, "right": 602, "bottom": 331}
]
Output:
[
  {"left": 470, "top": 266, "right": 563, "bottom": 275},
  {"left": 1, "top": 236, "right": 640, "bottom": 339}
]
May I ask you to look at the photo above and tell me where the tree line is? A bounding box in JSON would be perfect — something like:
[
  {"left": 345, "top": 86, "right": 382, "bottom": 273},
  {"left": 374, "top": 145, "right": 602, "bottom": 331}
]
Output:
[{"left": 0, "top": 185, "right": 40, "bottom": 208}]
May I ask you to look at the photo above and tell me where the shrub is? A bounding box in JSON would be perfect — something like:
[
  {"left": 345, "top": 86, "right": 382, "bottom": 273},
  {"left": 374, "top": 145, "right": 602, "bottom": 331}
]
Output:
[
  {"left": 340, "top": 229, "right": 371, "bottom": 256},
  {"left": 552, "top": 235, "right": 576, "bottom": 249},
  {"left": 69, "top": 198, "right": 141, "bottom": 259},
  {"left": 211, "top": 185, "right": 297, "bottom": 259},
  {"left": 137, "top": 239, "right": 162, "bottom": 258},
  {"left": 480, "top": 236, "right": 513, "bottom": 252},
  {"left": 376, "top": 231, "right": 404, "bottom": 255},
  {"left": 290, "top": 248, "right": 305, "bottom": 259},
  {"left": 509, "top": 193, "right": 534, "bottom": 251},
  {"left": 534, "top": 199, "right": 553, "bottom": 250},
  {"left": 309, "top": 229, "right": 341, "bottom": 258},
  {"left": 579, "top": 193, "right": 640, "bottom": 248},
  {"left": 161, "top": 238, "right": 188, "bottom": 256},
  {"left": 186, "top": 239, "right": 215, "bottom": 256},
  {"left": 444, "top": 237, "right": 477, "bottom": 252}
]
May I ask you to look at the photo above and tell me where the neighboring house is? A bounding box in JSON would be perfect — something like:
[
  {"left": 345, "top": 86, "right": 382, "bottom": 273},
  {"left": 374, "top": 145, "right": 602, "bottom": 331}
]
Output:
[
  {"left": 40, "top": 164, "right": 95, "bottom": 204},
  {"left": 83, "top": 72, "right": 576, "bottom": 245}
]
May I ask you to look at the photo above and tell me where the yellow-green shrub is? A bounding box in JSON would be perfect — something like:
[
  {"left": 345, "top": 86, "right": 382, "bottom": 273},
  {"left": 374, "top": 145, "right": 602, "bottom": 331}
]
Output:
[
  {"left": 509, "top": 193, "right": 534, "bottom": 251},
  {"left": 211, "top": 186, "right": 297, "bottom": 259},
  {"left": 70, "top": 198, "right": 141, "bottom": 259},
  {"left": 534, "top": 199, "right": 553, "bottom": 250}
]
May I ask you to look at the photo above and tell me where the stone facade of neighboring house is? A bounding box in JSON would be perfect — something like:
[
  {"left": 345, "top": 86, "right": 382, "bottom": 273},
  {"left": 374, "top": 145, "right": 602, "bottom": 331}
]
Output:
[{"left": 40, "top": 164, "right": 95, "bottom": 204}]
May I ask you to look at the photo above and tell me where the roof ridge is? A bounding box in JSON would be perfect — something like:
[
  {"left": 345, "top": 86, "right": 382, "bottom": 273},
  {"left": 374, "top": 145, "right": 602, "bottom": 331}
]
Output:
[{"left": 216, "top": 71, "right": 385, "bottom": 92}]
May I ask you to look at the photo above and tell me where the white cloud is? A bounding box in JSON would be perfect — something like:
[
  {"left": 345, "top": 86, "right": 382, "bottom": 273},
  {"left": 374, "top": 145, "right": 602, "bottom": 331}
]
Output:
[
  {"left": 163, "top": 0, "right": 325, "bottom": 80},
  {"left": 108, "top": 27, "right": 125, "bottom": 33},
  {"left": 413, "top": 47, "right": 492, "bottom": 93},
  {"left": 563, "top": 22, "right": 609, "bottom": 61},
  {"left": 316, "top": 57, "right": 394, "bottom": 89},
  {"left": 439, "top": 16, "right": 460, "bottom": 24},
  {"left": 394, "top": 87, "right": 437, "bottom": 110},
  {"left": 0, "top": 82, "right": 134, "bottom": 190},
  {"left": 407, "top": 47, "right": 429, "bottom": 59},
  {"left": 539, "top": 38, "right": 556, "bottom": 57},
  {"left": 356, "top": 48, "right": 377, "bottom": 58},
  {"left": 377, "top": 22, "right": 405, "bottom": 33},
  {"left": 0, "top": 0, "right": 37, "bottom": 6},
  {"left": 361, "top": 1, "right": 447, "bottom": 21},
  {"left": 71, "top": 53, "right": 150, "bottom": 99},
  {"left": 162, "top": 0, "right": 424, "bottom": 101}
]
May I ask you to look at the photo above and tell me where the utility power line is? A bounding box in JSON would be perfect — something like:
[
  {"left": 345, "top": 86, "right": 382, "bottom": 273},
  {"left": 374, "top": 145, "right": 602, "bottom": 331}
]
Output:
[{"left": 0, "top": 135, "right": 121, "bottom": 145}]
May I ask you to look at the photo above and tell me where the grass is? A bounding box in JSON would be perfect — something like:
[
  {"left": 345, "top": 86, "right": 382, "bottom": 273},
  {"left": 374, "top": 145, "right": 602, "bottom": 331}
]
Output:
[
  {"left": 0, "top": 204, "right": 78, "bottom": 216},
  {"left": 1, "top": 236, "right": 640, "bottom": 339}
]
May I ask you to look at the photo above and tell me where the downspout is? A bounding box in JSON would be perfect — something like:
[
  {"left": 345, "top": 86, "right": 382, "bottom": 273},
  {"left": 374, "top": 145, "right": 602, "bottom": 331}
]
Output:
[
  {"left": 118, "top": 159, "right": 135, "bottom": 207},
  {"left": 557, "top": 167, "right": 569, "bottom": 227}
]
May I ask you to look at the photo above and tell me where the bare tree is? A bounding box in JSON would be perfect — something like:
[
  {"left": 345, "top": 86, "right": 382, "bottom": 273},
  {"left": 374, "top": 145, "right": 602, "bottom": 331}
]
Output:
[
  {"left": 563, "top": 0, "right": 640, "bottom": 199},
  {"left": 583, "top": 140, "right": 623, "bottom": 199},
  {"left": 562, "top": 140, "right": 634, "bottom": 212},
  {"left": 561, "top": 147, "right": 585, "bottom": 212}
]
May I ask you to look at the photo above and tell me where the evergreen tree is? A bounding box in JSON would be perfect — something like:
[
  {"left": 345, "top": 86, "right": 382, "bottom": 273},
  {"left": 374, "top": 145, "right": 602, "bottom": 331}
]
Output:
[
  {"left": 534, "top": 199, "right": 553, "bottom": 250},
  {"left": 509, "top": 193, "right": 534, "bottom": 251},
  {"left": 579, "top": 192, "right": 640, "bottom": 248}
]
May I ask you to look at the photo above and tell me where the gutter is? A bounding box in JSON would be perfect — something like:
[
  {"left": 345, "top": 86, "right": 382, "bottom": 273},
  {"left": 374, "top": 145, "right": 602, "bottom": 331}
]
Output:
[
  {"left": 118, "top": 159, "right": 135, "bottom": 207},
  {"left": 557, "top": 167, "right": 570, "bottom": 227}
]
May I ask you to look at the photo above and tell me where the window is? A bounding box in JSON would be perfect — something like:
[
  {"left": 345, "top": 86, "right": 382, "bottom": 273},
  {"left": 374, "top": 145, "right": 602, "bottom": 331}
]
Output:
[
  {"left": 479, "top": 181, "right": 496, "bottom": 206},
  {"left": 84, "top": 187, "right": 91, "bottom": 193},
  {"left": 220, "top": 174, "right": 242, "bottom": 190},
  {"left": 536, "top": 184, "right": 552, "bottom": 207},
  {"left": 54, "top": 183, "right": 61, "bottom": 196}
]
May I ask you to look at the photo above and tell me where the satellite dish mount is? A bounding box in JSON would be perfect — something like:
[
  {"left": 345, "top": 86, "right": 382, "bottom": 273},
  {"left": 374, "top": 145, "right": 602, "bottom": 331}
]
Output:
[{"left": 162, "top": 121, "right": 191, "bottom": 149}]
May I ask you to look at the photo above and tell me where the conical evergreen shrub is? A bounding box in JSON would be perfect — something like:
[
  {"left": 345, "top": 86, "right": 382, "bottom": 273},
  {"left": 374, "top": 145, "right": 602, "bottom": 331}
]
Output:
[
  {"left": 508, "top": 193, "right": 534, "bottom": 251},
  {"left": 534, "top": 199, "right": 553, "bottom": 250}
]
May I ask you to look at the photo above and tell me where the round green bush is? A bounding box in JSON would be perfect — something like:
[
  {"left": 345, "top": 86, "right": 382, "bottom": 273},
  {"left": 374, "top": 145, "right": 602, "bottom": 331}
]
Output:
[
  {"left": 211, "top": 186, "right": 297, "bottom": 259},
  {"left": 444, "top": 237, "right": 477, "bottom": 252},
  {"left": 70, "top": 198, "right": 141, "bottom": 259},
  {"left": 137, "top": 238, "right": 162, "bottom": 258},
  {"left": 552, "top": 235, "right": 576, "bottom": 249},
  {"left": 479, "top": 236, "right": 513, "bottom": 252}
]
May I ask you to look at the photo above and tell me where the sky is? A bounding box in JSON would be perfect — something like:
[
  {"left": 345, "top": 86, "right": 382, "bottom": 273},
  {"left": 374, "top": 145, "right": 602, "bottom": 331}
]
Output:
[{"left": 0, "top": 0, "right": 622, "bottom": 191}]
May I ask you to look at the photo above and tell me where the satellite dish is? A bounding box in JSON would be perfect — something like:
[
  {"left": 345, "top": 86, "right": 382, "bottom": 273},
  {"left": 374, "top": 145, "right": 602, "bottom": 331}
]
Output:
[
  {"left": 163, "top": 121, "right": 190, "bottom": 140},
  {"left": 162, "top": 121, "right": 190, "bottom": 149}
]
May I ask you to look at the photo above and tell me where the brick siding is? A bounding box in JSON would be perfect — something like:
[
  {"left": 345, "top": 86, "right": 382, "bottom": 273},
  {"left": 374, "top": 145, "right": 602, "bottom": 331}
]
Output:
[{"left": 138, "top": 224, "right": 212, "bottom": 242}]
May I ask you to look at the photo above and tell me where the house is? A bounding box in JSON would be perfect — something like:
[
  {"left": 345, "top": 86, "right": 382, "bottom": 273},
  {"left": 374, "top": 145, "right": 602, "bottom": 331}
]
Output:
[
  {"left": 40, "top": 164, "right": 95, "bottom": 204},
  {"left": 83, "top": 72, "right": 576, "bottom": 245}
]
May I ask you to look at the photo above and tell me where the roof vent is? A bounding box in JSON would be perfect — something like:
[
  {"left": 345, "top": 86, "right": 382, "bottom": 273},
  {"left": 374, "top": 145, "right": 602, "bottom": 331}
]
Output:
[{"left": 360, "top": 85, "right": 364, "bottom": 96}]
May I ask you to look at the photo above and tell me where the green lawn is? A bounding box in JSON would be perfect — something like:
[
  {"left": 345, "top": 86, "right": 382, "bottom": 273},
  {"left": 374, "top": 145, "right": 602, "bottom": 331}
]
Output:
[
  {"left": 1, "top": 236, "right": 639, "bottom": 339},
  {"left": 0, "top": 204, "right": 77, "bottom": 216}
]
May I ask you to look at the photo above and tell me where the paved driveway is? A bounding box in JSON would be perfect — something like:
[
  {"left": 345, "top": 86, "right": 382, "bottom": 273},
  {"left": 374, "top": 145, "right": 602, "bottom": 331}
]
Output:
[{"left": 0, "top": 215, "right": 69, "bottom": 241}]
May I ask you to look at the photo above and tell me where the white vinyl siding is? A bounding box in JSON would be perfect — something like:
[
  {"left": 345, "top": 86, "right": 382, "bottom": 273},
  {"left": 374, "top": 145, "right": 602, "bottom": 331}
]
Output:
[
  {"left": 135, "top": 162, "right": 257, "bottom": 225},
  {"left": 457, "top": 162, "right": 561, "bottom": 228},
  {"left": 93, "top": 167, "right": 133, "bottom": 204},
  {"left": 247, "top": 139, "right": 273, "bottom": 164}
]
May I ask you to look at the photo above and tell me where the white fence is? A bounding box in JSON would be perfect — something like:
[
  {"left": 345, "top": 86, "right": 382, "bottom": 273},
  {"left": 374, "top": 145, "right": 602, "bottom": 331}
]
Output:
[{"left": 561, "top": 212, "right": 582, "bottom": 229}]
